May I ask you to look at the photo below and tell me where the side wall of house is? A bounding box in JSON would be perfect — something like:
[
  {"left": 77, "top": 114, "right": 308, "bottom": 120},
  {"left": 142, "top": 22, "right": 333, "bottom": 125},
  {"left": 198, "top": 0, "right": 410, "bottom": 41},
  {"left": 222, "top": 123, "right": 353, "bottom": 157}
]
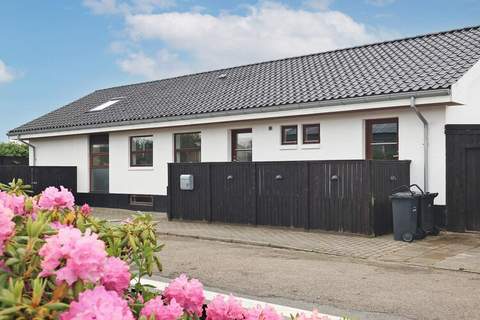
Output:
[
  {"left": 28, "top": 105, "right": 446, "bottom": 204},
  {"left": 29, "top": 135, "right": 90, "bottom": 193},
  {"left": 447, "top": 60, "right": 480, "bottom": 123}
]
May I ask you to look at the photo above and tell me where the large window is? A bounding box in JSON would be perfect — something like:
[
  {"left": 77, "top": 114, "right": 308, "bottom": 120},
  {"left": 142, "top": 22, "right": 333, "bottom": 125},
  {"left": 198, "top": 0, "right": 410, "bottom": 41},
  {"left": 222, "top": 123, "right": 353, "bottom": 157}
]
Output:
[
  {"left": 303, "top": 124, "right": 320, "bottom": 144},
  {"left": 174, "top": 132, "right": 201, "bottom": 163},
  {"left": 130, "top": 136, "right": 153, "bottom": 167},
  {"left": 281, "top": 125, "right": 298, "bottom": 145},
  {"left": 366, "top": 118, "right": 399, "bottom": 160},
  {"left": 90, "top": 134, "right": 109, "bottom": 193},
  {"left": 231, "top": 129, "right": 252, "bottom": 162}
]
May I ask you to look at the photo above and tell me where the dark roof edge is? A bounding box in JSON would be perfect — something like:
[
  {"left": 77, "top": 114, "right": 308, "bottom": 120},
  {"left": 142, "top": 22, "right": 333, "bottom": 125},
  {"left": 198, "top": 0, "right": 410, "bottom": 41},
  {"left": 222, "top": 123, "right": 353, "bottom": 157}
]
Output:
[
  {"left": 93, "top": 25, "right": 480, "bottom": 93},
  {"left": 8, "top": 88, "right": 451, "bottom": 138}
]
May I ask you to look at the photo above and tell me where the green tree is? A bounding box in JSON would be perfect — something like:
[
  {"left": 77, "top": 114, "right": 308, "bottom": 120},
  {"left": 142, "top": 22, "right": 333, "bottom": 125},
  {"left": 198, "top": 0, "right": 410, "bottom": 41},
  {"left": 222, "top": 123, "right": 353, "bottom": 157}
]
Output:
[{"left": 0, "top": 142, "right": 28, "bottom": 157}]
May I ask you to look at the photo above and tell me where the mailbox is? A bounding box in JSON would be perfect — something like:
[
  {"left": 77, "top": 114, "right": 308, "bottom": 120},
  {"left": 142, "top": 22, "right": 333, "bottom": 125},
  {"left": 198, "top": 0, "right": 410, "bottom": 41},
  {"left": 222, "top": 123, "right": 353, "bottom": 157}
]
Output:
[{"left": 180, "top": 174, "right": 194, "bottom": 190}]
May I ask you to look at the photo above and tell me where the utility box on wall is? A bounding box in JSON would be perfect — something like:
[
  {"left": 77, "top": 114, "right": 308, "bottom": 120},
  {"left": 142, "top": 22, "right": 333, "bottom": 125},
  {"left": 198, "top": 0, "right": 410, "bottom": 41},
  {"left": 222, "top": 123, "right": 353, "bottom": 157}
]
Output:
[{"left": 180, "top": 174, "right": 194, "bottom": 191}]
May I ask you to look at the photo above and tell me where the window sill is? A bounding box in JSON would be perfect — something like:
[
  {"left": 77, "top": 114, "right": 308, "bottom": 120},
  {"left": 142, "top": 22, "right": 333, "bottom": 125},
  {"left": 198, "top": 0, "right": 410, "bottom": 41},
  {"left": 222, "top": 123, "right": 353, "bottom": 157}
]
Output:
[
  {"left": 128, "top": 166, "right": 154, "bottom": 171},
  {"left": 301, "top": 144, "right": 321, "bottom": 150},
  {"left": 279, "top": 145, "right": 298, "bottom": 150}
]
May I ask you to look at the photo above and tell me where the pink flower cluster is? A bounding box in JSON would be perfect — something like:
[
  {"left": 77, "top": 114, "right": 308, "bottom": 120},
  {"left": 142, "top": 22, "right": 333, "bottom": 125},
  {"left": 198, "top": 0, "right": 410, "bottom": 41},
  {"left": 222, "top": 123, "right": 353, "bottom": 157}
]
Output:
[
  {"left": 100, "top": 257, "right": 131, "bottom": 294},
  {"left": 38, "top": 186, "right": 74, "bottom": 211},
  {"left": 39, "top": 226, "right": 131, "bottom": 291},
  {"left": 206, "top": 295, "right": 247, "bottom": 320},
  {"left": 0, "top": 202, "right": 15, "bottom": 256},
  {"left": 39, "top": 227, "right": 107, "bottom": 285},
  {"left": 80, "top": 203, "right": 92, "bottom": 216},
  {"left": 60, "top": 286, "right": 134, "bottom": 320},
  {"left": 141, "top": 296, "right": 184, "bottom": 320},
  {"left": 164, "top": 273, "right": 205, "bottom": 316},
  {"left": 296, "top": 310, "right": 332, "bottom": 320},
  {"left": 246, "top": 305, "right": 282, "bottom": 320},
  {"left": 0, "top": 191, "right": 26, "bottom": 216}
]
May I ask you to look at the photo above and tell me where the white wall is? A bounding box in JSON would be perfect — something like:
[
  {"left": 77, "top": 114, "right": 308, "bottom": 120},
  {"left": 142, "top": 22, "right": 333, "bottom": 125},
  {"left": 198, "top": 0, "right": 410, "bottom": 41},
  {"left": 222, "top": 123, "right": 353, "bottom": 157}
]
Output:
[
  {"left": 30, "top": 106, "right": 447, "bottom": 204},
  {"left": 447, "top": 60, "right": 480, "bottom": 123},
  {"left": 29, "top": 135, "right": 90, "bottom": 193}
]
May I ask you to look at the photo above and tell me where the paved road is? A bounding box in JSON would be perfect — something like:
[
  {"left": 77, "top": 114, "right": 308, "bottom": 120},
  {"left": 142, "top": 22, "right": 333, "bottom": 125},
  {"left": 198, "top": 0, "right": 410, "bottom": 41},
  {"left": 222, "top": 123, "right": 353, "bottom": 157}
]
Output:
[{"left": 157, "top": 235, "right": 480, "bottom": 320}]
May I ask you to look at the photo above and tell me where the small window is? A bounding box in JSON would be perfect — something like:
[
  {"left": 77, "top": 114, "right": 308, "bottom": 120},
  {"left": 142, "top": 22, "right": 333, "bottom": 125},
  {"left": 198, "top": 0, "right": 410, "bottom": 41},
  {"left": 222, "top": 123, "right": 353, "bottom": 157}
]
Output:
[
  {"left": 130, "top": 136, "right": 153, "bottom": 167},
  {"left": 129, "top": 194, "right": 153, "bottom": 207},
  {"left": 232, "top": 129, "right": 252, "bottom": 162},
  {"left": 281, "top": 125, "right": 298, "bottom": 145},
  {"left": 89, "top": 99, "right": 121, "bottom": 112},
  {"left": 366, "top": 118, "right": 399, "bottom": 160},
  {"left": 174, "top": 132, "right": 201, "bottom": 163},
  {"left": 303, "top": 124, "right": 320, "bottom": 144}
]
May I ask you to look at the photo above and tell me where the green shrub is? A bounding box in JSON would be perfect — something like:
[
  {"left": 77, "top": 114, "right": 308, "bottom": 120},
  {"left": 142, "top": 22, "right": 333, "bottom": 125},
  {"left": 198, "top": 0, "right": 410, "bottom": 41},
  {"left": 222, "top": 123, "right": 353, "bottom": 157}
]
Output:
[{"left": 0, "top": 142, "right": 28, "bottom": 157}]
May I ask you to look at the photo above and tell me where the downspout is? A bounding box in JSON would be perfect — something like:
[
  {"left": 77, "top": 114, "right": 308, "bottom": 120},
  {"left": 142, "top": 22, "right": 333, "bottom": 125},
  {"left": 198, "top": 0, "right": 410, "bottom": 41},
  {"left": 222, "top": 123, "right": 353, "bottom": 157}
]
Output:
[
  {"left": 17, "top": 136, "right": 36, "bottom": 166},
  {"left": 410, "top": 96, "right": 428, "bottom": 192}
]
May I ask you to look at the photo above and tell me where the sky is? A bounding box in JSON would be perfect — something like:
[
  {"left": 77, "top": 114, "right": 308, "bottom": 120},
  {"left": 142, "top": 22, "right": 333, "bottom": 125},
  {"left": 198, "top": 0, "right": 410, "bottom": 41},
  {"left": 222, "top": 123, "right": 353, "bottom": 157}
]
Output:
[{"left": 1, "top": 0, "right": 480, "bottom": 140}]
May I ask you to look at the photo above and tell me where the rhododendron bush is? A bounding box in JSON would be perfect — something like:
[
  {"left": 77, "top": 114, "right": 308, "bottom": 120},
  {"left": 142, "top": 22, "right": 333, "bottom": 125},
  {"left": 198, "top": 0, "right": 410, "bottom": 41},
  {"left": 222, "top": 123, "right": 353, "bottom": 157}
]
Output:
[{"left": 0, "top": 180, "right": 335, "bottom": 320}]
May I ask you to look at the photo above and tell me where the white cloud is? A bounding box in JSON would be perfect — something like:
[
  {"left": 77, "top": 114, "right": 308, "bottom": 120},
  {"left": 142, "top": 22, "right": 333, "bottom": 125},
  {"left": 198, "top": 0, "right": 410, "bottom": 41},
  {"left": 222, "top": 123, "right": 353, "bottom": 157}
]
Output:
[
  {"left": 303, "top": 0, "right": 334, "bottom": 11},
  {"left": 118, "top": 49, "right": 191, "bottom": 79},
  {"left": 0, "top": 59, "right": 15, "bottom": 84},
  {"left": 119, "top": 2, "right": 391, "bottom": 79}
]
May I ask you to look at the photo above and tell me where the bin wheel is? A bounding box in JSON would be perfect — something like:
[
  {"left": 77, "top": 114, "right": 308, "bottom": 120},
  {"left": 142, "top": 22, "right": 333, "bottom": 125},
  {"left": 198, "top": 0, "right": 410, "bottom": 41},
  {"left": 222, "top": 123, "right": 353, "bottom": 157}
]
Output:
[{"left": 402, "top": 232, "right": 414, "bottom": 243}]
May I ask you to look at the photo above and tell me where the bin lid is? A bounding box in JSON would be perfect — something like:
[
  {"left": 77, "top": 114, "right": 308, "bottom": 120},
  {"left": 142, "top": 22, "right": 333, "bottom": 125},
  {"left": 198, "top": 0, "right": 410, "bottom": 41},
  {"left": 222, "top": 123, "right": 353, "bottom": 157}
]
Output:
[{"left": 389, "top": 191, "right": 423, "bottom": 199}]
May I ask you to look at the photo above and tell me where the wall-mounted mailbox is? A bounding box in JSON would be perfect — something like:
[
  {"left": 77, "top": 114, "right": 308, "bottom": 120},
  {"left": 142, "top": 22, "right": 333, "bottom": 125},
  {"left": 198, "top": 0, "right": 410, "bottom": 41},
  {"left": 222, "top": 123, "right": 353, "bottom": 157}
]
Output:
[{"left": 180, "top": 174, "right": 194, "bottom": 191}]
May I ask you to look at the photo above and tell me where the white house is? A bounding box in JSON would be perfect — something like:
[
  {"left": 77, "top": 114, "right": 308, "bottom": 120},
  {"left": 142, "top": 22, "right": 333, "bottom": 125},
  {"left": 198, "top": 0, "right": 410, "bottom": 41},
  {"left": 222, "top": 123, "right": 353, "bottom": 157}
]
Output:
[{"left": 7, "top": 25, "right": 480, "bottom": 231}]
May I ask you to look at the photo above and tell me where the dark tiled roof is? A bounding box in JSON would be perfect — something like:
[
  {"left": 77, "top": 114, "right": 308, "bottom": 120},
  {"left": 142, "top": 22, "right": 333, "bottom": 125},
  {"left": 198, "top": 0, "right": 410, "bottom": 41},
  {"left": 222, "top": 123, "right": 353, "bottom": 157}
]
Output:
[{"left": 9, "top": 25, "right": 480, "bottom": 136}]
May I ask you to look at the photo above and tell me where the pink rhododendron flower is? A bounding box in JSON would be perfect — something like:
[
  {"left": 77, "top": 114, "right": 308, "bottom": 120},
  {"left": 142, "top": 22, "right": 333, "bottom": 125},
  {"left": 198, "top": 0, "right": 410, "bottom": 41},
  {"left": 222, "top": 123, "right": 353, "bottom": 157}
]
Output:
[
  {"left": 80, "top": 203, "right": 92, "bottom": 216},
  {"left": 0, "top": 202, "right": 15, "bottom": 255},
  {"left": 39, "top": 227, "right": 107, "bottom": 285},
  {"left": 206, "top": 295, "right": 247, "bottom": 320},
  {"left": 164, "top": 274, "right": 205, "bottom": 315},
  {"left": 0, "top": 191, "right": 25, "bottom": 216},
  {"left": 100, "top": 257, "right": 131, "bottom": 294},
  {"left": 141, "top": 296, "right": 184, "bottom": 320},
  {"left": 296, "top": 310, "right": 331, "bottom": 320},
  {"left": 38, "top": 186, "right": 75, "bottom": 210},
  {"left": 60, "top": 286, "right": 134, "bottom": 320},
  {"left": 246, "top": 305, "right": 282, "bottom": 320}
]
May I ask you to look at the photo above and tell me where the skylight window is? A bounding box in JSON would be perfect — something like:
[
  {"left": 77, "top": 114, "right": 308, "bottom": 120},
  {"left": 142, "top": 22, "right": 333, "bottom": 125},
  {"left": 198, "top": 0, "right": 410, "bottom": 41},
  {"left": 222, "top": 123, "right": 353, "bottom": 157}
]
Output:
[{"left": 89, "top": 99, "right": 121, "bottom": 112}]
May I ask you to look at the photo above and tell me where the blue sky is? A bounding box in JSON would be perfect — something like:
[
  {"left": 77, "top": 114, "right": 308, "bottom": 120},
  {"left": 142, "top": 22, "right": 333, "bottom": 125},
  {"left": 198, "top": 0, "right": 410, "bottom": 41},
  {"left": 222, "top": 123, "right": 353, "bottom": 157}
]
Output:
[{"left": 1, "top": 0, "right": 479, "bottom": 140}]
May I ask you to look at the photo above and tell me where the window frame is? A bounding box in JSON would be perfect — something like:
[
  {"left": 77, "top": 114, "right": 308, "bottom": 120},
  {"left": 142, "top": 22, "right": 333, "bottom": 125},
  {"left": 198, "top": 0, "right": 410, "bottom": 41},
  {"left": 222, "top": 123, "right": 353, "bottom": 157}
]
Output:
[
  {"left": 365, "top": 118, "right": 399, "bottom": 160},
  {"left": 281, "top": 125, "right": 298, "bottom": 145},
  {"left": 231, "top": 128, "right": 253, "bottom": 162},
  {"left": 174, "top": 132, "right": 201, "bottom": 163},
  {"left": 89, "top": 134, "right": 109, "bottom": 193},
  {"left": 302, "top": 124, "right": 321, "bottom": 144},
  {"left": 129, "top": 194, "right": 154, "bottom": 207},
  {"left": 130, "top": 135, "right": 154, "bottom": 167}
]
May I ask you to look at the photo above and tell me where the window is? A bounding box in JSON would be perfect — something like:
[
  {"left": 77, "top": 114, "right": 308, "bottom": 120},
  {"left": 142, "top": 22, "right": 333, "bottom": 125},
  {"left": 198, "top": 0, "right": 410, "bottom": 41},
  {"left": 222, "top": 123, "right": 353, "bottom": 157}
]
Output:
[
  {"left": 366, "top": 118, "right": 399, "bottom": 160},
  {"left": 174, "top": 132, "right": 201, "bottom": 163},
  {"left": 89, "top": 99, "right": 121, "bottom": 112},
  {"left": 130, "top": 136, "right": 153, "bottom": 167},
  {"left": 303, "top": 124, "right": 320, "bottom": 144},
  {"left": 281, "top": 125, "right": 298, "bottom": 145},
  {"left": 232, "top": 129, "right": 252, "bottom": 162},
  {"left": 129, "top": 194, "right": 153, "bottom": 207},
  {"left": 90, "top": 134, "right": 109, "bottom": 193}
]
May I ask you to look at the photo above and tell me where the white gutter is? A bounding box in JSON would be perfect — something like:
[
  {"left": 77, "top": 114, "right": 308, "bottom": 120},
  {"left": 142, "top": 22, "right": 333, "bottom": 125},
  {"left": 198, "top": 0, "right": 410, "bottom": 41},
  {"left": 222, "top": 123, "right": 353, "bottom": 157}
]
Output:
[{"left": 410, "top": 96, "right": 428, "bottom": 192}]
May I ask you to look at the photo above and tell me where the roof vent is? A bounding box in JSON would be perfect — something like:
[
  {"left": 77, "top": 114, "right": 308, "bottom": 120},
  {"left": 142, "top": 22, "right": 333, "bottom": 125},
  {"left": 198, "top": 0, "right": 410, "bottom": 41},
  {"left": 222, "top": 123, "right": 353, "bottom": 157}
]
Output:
[
  {"left": 218, "top": 73, "right": 227, "bottom": 79},
  {"left": 88, "top": 99, "right": 121, "bottom": 112}
]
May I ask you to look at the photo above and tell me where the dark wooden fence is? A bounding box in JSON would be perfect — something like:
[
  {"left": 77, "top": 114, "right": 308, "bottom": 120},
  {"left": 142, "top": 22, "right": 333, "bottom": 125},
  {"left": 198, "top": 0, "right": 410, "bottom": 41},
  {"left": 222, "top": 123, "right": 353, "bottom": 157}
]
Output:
[
  {"left": 168, "top": 160, "right": 410, "bottom": 236},
  {"left": 0, "top": 166, "right": 77, "bottom": 194},
  {"left": 0, "top": 156, "right": 28, "bottom": 165}
]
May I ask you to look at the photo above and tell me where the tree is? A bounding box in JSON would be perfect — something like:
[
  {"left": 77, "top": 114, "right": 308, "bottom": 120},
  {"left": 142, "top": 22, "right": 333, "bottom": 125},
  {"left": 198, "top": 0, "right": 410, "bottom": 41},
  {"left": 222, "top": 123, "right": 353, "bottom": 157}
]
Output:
[{"left": 0, "top": 142, "right": 28, "bottom": 157}]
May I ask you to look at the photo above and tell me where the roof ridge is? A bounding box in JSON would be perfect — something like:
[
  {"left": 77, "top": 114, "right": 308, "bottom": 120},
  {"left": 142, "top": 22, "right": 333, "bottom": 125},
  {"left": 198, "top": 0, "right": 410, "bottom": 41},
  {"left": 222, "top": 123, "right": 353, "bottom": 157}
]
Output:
[{"left": 96, "top": 24, "right": 480, "bottom": 93}]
